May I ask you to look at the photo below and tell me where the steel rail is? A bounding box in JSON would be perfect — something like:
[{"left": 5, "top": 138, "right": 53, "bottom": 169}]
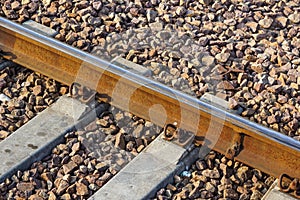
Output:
[{"left": 0, "top": 17, "right": 299, "bottom": 179}]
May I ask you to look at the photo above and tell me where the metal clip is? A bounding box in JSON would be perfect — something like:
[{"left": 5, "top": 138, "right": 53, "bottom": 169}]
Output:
[
  {"left": 225, "top": 132, "right": 243, "bottom": 160},
  {"left": 70, "top": 82, "right": 97, "bottom": 104},
  {"left": 279, "top": 174, "right": 300, "bottom": 198},
  {"left": 162, "top": 123, "right": 178, "bottom": 141},
  {"left": 162, "top": 123, "right": 194, "bottom": 148}
]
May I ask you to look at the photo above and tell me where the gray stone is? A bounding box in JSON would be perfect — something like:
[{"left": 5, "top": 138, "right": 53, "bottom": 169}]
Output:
[
  {"left": 89, "top": 135, "right": 198, "bottom": 200},
  {"left": 0, "top": 96, "right": 88, "bottom": 182}
]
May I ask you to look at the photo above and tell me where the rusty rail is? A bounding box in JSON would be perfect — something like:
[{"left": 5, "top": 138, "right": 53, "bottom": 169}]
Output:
[{"left": 0, "top": 17, "right": 299, "bottom": 179}]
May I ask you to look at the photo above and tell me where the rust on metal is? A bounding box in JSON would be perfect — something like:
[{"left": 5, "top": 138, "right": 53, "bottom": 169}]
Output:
[
  {"left": 163, "top": 123, "right": 178, "bottom": 141},
  {"left": 70, "top": 82, "right": 97, "bottom": 104},
  {"left": 279, "top": 174, "right": 300, "bottom": 198},
  {"left": 225, "top": 132, "right": 243, "bottom": 160},
  {"left": 0, "top": 17, "right": 299, "bottom": 180},
  {"left": 163, "top": 123, "right": 195, "bottom": 148}
]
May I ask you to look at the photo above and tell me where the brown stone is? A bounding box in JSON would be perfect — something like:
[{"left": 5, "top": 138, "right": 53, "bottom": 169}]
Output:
[
  {"left": 250, "top": 64, "right": 264, "bottom": 73},
  {"left": 224, "top": 188, "right": 239, "bottom": 199},
  {"left": 29, "top": 194, "right": 44, "bottom": 200},
  {"left": 66, "top": 184, "right": 76, "bottom": 195},
  {"left": 92, "top": 1, "right": 102, "bottom": 11},
  {"left": 71, "top": 154, "right": 83, "bottom": 165},
  {"left": 21, "top": 0, "right": 30, "bottom": 5},
  {"left": 242, "top": 109, "right": 256, "bottom": 117},
  {"left": 32, "top": 85, "right": 42, "bottom": 96},
  {"left": 116, "top": 158, "right": 126, "bottom": 167},
  {"left": 41, "top": 172, "right": 53, "bottom": 182},
  {"left": 96, "top": 118, "right": 109, "bottom": 127},
  {"left": 196, "top": 160, "right": 207, "bottom": 170},
  {"left": 202, "top": 168, "right": 220, "bottom": 179},
  {"left": 76, "top": 182, "right": 89, "bottom": 196},
  {"left": 137, "top": 144, "right": 145, "bottom": 152},
  {"left": 250, "top": 190, "right": 263, "bottom": 199},
  {"left": 288, "top": 118, "right": 298, "bottom": 130},
  {"left": 166, "top": 183, "right": 177, "bottom": 191},
  {"left": 236, "top": 166, "right": 250, "bottom": 183},
  {"left": 16, "top": 182, "right": 34, "bottom": 192},
  {"left": 11, "top": 1, "right": 21, "bottom": 10},
  {"left": 48, "top": 191, "right": 57, "bottom": 200},
  {"left": 216, "top": 52, "right": 230, "bottom": 63},
  {"left": 267, "top": 85, "right": 282, "bottom": 93},
  {"left": 277, "top": 95, "right": 287, "bottom": 104},
  {"left": 267, "top": 115, "right": 277, "bottom": 124},
  {"left": 95, "top": 162, "right": 108, "bottom": 172},
  {"left": 175, "top": 6, "right": 186, "bottom": 16},
  {"left": 246, "top": 21, "right": 258, "bottom": 32},
  {"left": 253, "top": 82, "right": 264, "bottom": 92},
  {"left": 200, "top": 0, "right": 213, "bottom": 5},
  {"left": 259, "top": 17, "right": 273, "bottom": 28},
  {"left": 35, "top": 96, "right": 44, "bottom": 106},
  {"left": 289, "top": 13, "right": 300, "bottom": 24},
  {"left": 205, "top": 182, "right": 216, "bottom": 193},
  {"left": 115, "top": 132, "right": 126, "bottom": 150},
  {"left": 276, "top": 16, "right": 288, "bottom": 27},
  {"left": 217, "top": 81, "right": 235, "bottom": 90},
  {"left": 71, "top": 142, "right": 80, "bottom": 153},
  {"left": 63, "top": 161, "right": 77, "bottom": 174},
  {"left": 61, "top": 193, "right": 71, "bottom": 200},
  {"left": 132, "top": 124, "right": 144, "bottom": 138},
  {"left": 0, "top": 130, "right": 9, "bottom": 139},
  {"left": 57, "top": 180, "right": 69, "bottom": 195},
  {"left": 290, "top": 83, "right": 299, "bottom": 90}
]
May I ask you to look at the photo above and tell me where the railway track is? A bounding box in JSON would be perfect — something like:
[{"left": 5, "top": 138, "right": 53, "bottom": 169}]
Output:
[{"left": 0, "top": 7, "right": 300, "bottom": 199}]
